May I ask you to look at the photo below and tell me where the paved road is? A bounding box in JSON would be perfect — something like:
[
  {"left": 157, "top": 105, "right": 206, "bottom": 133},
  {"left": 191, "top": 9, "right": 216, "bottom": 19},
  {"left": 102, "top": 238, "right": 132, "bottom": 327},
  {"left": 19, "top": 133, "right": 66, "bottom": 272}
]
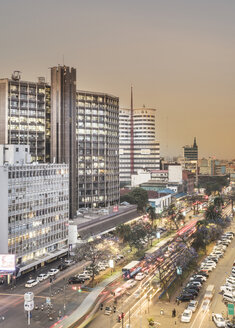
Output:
[{"left": 0, "top": 260, "right": 91, "bottom": 328}]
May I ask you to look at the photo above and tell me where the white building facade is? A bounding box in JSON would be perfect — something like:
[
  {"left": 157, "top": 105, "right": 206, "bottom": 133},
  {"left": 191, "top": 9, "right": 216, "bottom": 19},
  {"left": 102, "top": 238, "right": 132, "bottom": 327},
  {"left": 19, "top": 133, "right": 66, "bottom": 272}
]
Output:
[
  {"left": 119, "top": 107, "right": 160, "bottom": 185},
  {"left": 0, "top": 145, "right": 69, "bottom": 274}
]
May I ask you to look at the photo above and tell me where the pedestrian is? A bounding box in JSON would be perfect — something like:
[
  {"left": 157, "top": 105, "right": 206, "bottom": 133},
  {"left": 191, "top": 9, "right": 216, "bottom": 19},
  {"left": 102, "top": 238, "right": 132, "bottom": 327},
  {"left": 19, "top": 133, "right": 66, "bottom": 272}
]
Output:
[{"left": 172, "top": 308, "right": 176, "bottom": 317}]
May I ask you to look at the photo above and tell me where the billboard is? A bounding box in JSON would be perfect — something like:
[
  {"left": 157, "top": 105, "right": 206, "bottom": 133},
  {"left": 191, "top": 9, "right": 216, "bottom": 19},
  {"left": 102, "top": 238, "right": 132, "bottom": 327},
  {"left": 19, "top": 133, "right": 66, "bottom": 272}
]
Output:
[{"left": 0, "top": 254, "right": 16, "bottom": 272}]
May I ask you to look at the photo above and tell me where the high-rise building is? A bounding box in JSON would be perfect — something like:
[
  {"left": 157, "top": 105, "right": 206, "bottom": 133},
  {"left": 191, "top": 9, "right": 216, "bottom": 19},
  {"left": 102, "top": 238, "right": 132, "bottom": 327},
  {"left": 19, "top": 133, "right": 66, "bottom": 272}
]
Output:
[
  {"left": 50, "top": 66, "right": 77, "bottom": 219},
  {"left": 183, "top": 137, "right": 198, "bottom": 161},
  {"left": 76, "top": 90, "right": 119, "bottom": 208},
  {"left": 119, "top": 105, "right": 160, "bottom": 185},
  {"left": 0, "top": 145, "right": 69, "bottom": 275},
  {"left": 0, "top": 72, "right": 50, "bottom": 162}
]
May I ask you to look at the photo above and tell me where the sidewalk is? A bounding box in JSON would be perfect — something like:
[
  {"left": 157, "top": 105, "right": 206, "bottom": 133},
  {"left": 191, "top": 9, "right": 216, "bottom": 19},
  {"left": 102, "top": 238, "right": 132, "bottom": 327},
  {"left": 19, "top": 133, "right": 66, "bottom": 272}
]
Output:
[{"left": 52, "top": 272, "right": 121, "bottom": 328}]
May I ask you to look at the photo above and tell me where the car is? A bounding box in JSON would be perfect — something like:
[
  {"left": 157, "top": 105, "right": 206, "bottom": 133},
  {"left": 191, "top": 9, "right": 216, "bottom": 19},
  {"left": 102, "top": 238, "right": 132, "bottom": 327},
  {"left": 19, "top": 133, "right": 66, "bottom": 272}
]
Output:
[
  {"left": 220, "top": 285, "right": 235, "bottom": 294},
  {"left": 124, "top": 279, "right": 137, "bottom": 289},
  {"left": 201, "top": 299, "right": 210, "bottom": 312},
  {"left": 98, "top": 265, "right": 106, "bottom": 271},
  {"left": 25, "top": 279, "right": 38, "bottom": 288},
  {"left": 48, "top": 268, "right": 59, "bottom": 276},
  {"left": 190, "top": 276, "right": 204, "bottom": 283},
  {"left": 77, "top": 274, "right": 90, "bottom": 280},
  {"left": 197, "top": 271, "right": 209, "bottom": 277},
  {"left": 135, "top": 272, "right": 145, "bottom": 281},
  {"left": 225, "top": 231, "right": 234, "bottom": 237},
  {"left": 186, "top": 283, "right": 200, "bottom": 292},
  {"left": 68, "top": 276, "right": 85, "bottom": 284},
  {"left": 181, "top": 309, "right": 193, "bottom": 323},
  {"left": 37, "top": 273, "right": 49, "bottom": 282},
  {"left": 183, "top": 288, "right": 198, "bottom": 296},
  {"left": 223, "top": 292, "right": 235, "bottom": 303},
  {"left": 192, "top": 274, "right": 207, "bottom": 281},
  {"left": 226, "top": 322, "right": 235, "bottom": 328},
  {"left": 133, "top": 288, "right": 142, "bottom": 298},
  {"left": 187, "top": 300, "right": 198, "bottom": 312},
  {"left": 206, "top": 256, "right": 218, "bottom": 263},
  {"left": 176, "top": 294, "right": 194, "bottom": 302},
  {"left": 201, "top": 261, "right": 216, "bottom": 268},
  {"left": 58, "top": 263, "right": 68, "bottom": 271},
  {"left": 64, "top": 259, "right": 75, "bottom": 266},
  {"left": 200, "top": 265, "right": 213, "bottom": 272},
  {"left": 187, "top": 281, "right": 202, "bottom": 288},
  {"left": 212, "top": 313, "right": 226, "bottom": 327},
  {"left": 104, "top": 306, "right": 112, "bottom": 315}
]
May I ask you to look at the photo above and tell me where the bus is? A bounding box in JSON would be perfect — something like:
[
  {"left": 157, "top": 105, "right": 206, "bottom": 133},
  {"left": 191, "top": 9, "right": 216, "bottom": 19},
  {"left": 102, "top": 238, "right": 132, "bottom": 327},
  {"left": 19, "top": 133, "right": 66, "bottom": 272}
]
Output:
[{"left": 122, "top": 261, "right": 141, "bottom": 279}]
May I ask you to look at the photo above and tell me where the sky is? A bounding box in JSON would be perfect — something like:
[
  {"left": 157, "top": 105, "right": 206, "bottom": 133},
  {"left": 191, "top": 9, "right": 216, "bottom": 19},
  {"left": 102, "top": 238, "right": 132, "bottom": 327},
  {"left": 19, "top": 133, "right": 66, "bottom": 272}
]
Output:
[{"left": 0, "top": 0, "right": 235, "bottom": 159}]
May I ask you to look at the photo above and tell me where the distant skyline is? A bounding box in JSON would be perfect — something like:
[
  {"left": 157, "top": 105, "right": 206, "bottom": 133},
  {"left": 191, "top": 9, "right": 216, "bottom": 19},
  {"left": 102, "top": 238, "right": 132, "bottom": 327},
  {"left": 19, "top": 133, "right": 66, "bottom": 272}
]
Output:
[{"left": 0, "top": 0, "right": 235, "bottom": 159}]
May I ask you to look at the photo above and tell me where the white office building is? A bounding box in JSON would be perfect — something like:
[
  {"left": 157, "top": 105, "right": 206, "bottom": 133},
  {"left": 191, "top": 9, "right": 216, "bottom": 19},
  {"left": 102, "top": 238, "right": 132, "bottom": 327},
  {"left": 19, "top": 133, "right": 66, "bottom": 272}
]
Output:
[
  {"left": 0, "top": 145, "right": 69, "bottom": 275},
  {"left": 119, "top": 107, "right": 160, "bottom": 185}
]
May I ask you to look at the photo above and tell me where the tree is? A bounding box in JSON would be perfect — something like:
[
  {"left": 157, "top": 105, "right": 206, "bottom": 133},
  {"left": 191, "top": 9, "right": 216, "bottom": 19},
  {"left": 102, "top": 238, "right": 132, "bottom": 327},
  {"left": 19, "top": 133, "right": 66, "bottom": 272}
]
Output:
[
  {"left": 146, "top": 205, "right": 157, "bottom": 229},
  {"left": 204, "top": 204, "right": 221, "bottom": 223},
  {"left": 131, "top": 188, "right": 149, "bottom": 212},
  {"left": 214, "top": 196, "right": 223, "bottom": 210}
]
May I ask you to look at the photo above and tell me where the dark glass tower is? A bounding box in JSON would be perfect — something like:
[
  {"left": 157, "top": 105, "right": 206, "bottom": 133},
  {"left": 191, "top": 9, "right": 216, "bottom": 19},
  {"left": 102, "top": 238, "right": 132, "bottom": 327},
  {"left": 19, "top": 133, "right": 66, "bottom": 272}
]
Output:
[{"left": 50, "top": 66, "right": 77, "bottom": 219}]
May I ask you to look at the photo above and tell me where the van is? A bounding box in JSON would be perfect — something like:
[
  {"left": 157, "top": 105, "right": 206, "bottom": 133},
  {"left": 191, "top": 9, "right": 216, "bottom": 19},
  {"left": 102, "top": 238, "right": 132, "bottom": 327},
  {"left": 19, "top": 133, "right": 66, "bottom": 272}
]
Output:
[{"left": 223, "top": 293, "right": 235, "bottom": 303}]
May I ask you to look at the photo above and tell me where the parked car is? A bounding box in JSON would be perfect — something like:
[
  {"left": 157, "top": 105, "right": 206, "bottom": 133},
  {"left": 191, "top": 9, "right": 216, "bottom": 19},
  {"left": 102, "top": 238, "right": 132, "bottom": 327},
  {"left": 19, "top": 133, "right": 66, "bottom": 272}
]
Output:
[
  {"left": 48, "top": 268, "right": 59, "bottom": 276},
  {"left": 77, "top": 273, "right": 90, "bottom": 280},
  {"left": 64, "top": 259, "right": 75, "bottom": 266},
  {"left": 68, "top": 276, "right": 85, "bottom": 284},
  {"left": 192, "top": 274, "right": 207, "bottom": 281},
  {"left": 223, "top": 293, "right": 235, "bottom": 303},
  {"left": 196, "top": 271, "right": 209, "bottom": 278},
  {"left": 58, "top": 263, "right": 68, "bottom": 271},
  {"left": 187, "top": 281, "right": 202, "bottom": 288},
  {"left": 37, "top": 273, "right": 49, "bottom": 282},
  {"left": 212, "top": 313, "right": 226, "bottom": 327},
  {"left": 181, "top": 309, "right": 193, "bottom": 323},
  {"left": 176, "top": 294, "right": 195, "bottom": 302},
  {"left": 187, "top": 300, "right": 198, "bottom": 313},
  {"left": 25, "top": 279, "right": 38, "bottom": 288},
  {"left": 186, "top": 283, "right": 200, "bottom": 292},
  {"left": 183, "top": 288, "right": 198, "bottom": 296}
]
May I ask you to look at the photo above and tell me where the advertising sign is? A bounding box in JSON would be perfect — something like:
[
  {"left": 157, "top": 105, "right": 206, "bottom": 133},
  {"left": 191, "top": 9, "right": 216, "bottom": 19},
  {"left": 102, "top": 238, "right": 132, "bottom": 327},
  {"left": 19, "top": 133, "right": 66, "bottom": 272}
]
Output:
[
  {"left": 0, "top": 254, "right": 15, "bottom": 272},
  {"left": 228, "top": 303, "right": 234, "bottom": 315}
]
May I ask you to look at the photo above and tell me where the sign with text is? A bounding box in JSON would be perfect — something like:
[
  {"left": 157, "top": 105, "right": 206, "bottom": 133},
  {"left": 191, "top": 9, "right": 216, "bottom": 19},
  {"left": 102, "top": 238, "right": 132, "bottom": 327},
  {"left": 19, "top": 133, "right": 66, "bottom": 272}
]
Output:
[
  {"left": 228, "top": 303, "right": 234, "bottom": 315},
  {"left": 0, "top": 254, "right": 15, "bottom": 272}
]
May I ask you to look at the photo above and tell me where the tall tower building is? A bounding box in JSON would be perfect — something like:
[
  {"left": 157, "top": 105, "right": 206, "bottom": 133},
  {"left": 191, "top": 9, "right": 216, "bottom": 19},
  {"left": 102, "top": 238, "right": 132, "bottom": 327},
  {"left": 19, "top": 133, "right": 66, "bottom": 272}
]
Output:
[
  {"left": 76, "top": 90, "right": 120, "bottom": 208},
  {"left": 119, "top": 97, "right": 160, "bottom": 185},
  {"left": 0, "top": 72, "right": 50, "bottom": 162},
  {"left": 50, "top": 66, "right": 77, "bottom": 219},
  {"left": 183, "top": 137, "right": 198, "bottom": 161}
]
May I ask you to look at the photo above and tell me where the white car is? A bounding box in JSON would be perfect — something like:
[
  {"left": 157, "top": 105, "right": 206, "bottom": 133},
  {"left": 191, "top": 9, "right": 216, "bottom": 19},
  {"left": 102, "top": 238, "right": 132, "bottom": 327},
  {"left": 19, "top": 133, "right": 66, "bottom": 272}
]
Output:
[
  {"left": 77, "top": 273, "right": 90, "bottom": 280},
  {"left": 48, "top": 268, "right": 59, "bottom": 276},
  {"left": 187, "top": 300, "right": 198, "bottom": 312},
  {"left": 135, "top": 272, "right": 145, "bottom": 281},
  {"left": 25, "top": 279, "right": 38, "bottom": 288},
  {"left": 212, "top": 313, "right": 226, "bottom": 327},
  {"left": 200, "top": 265, "right": 213, "bottom": 272},
  {"left": 192, "top": 274, "right": 207, "bottom": 281},
  {"left": 37, "top": 273, "right": 49, "bottom": 282},
  {"left": 202, "top": 261, "right": 216, "bottom": 268},
  {"left": 124, "top": 279, "right": 137, "bottom": 289},
  {"left": 201, "top": 299, "right": 210, "bottom": 312},
  {"left": 181, "top": 309, "right": 192, "bottom": 323},
  {"left": 64, "top": 259, "right": 75, "bottom": 266}
]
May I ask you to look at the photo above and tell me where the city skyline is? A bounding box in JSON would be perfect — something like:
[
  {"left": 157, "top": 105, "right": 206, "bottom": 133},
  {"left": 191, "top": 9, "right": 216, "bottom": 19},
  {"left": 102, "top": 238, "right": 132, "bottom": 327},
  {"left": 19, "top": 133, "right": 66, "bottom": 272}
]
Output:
[{"left": 0, "top": 0, "right": 235, "bottom": 159}]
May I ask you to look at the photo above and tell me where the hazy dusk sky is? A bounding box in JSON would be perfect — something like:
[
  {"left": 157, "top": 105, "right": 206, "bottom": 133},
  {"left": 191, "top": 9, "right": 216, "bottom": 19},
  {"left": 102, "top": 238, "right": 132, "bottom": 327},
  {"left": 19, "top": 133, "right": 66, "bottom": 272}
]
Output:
[{"left": 0, "top": 0, "right": 235, "bottom": 159}]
